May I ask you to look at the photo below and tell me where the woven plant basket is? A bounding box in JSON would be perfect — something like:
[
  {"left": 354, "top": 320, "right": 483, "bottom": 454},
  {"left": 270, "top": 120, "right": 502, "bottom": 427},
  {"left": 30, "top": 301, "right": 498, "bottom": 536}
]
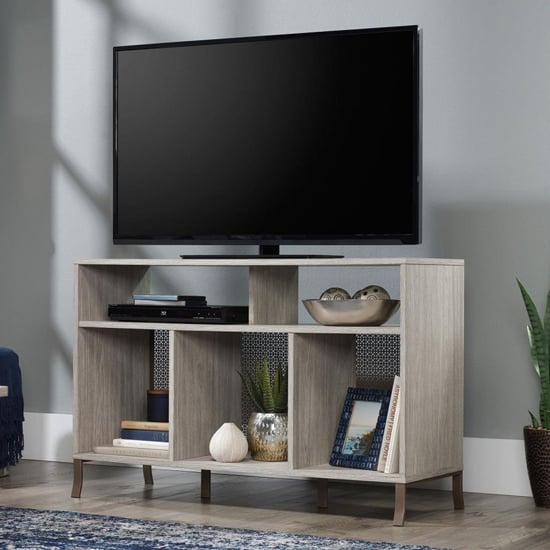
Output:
[{"left": 524, "top": 426, "right": 550, "bottom": 507}]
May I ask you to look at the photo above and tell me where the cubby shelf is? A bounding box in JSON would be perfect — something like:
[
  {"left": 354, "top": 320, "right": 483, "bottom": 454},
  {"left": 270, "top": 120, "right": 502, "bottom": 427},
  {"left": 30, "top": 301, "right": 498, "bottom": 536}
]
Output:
[{"left": 72, "top": 257, "right": 464, "bottom": 525}]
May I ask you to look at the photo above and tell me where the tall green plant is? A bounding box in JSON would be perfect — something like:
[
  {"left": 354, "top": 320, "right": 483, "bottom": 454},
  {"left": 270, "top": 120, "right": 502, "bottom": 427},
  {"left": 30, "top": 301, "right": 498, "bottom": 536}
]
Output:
[
  {"left": 517, "top": 278, "right": 550, "bottom": 429},
  {"left": 238, "top": 356, "right": 288, "bottom": 413}
]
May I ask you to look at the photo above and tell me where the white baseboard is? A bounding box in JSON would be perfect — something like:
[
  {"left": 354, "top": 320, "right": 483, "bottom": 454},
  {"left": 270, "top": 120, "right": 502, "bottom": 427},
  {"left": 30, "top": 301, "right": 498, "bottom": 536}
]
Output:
[
  {"left": 22, "top": 412, "right": 73, "bottom": 463},
  {"left": 417, "top": 437, "right": 531, "bottom": 497},
  {"left": 20, "top": 413, "right": 533, "bottom": 497}
]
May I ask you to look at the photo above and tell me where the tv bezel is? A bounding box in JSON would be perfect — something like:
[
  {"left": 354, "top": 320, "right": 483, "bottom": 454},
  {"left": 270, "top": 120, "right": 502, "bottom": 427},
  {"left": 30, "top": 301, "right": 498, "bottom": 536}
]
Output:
[{"left": 113, "top": 25, "right": 422, "bottom": 247}]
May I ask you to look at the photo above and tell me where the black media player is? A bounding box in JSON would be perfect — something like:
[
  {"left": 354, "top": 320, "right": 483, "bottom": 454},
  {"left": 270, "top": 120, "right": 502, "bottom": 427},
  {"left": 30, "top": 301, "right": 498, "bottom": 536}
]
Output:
[{"left": 108, "top": 304, "right": 249, "bottom": 324}]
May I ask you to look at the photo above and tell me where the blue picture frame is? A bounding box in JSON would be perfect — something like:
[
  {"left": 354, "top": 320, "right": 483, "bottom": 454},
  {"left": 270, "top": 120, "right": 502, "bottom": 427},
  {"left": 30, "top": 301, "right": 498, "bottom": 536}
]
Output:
[{"left": 329, "top": 387, "right": 391, "bottom": 470}]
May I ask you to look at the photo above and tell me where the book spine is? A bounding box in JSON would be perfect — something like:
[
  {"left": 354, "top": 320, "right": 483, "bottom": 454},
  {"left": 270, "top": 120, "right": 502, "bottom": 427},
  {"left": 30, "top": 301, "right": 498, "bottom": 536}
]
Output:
[
  {"left": 121, "top": 421, "right": 169, "bottom": 431},
  {"left": 377, "top": 376, "right": 401, "bottom": 472},
  {"left": 120, "top": 429, "right": 169, "bottom": 442},
  {"left": 113, "top": 438, "right": 169, "bottom": 450},
  {"left": 384, "top": 386, "right": 402, "bottom": 474},
  {"left": 94, "top": 446, "right": 169, "bottom": 459}
]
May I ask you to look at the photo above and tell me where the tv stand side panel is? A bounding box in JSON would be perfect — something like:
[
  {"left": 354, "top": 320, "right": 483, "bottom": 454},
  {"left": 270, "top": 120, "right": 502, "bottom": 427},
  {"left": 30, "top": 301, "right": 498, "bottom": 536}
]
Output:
[{"left": 400, "top": 263, "right": 464, "bottom": 479}]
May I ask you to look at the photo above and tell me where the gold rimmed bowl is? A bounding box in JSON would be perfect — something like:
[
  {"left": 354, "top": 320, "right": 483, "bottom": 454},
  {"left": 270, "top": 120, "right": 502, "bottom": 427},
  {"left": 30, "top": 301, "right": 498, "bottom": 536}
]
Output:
[{"left": 302, "top": 298, "right": 400, "bottom": 326}]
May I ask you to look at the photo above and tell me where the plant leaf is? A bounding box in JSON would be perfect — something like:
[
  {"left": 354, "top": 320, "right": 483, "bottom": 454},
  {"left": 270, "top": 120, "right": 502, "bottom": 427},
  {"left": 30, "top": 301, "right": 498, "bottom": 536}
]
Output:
[
  {"left": 518, "top": 278, "right": 550, "bottom": 429},
  {"left": 544, "top": 286, "right": 550, "bottom": 357},
  {"left": 517, "top": 279, "right": 547, "bottom": 368},
  {"left": 274, "top": 370, "right": 288, "bottom": 413},
  {"left": 529, "top": 410, "right": 540, "bottom": 428},
  {"left": 260, "top": 356, "right": 275, "bottom": 413},
  {"left": 527, "top": 325, "right": 541, "bottom": 377},
  {"left": 273, "top": 363, "right": 281, "bottom": 405},
  {"left": 542, "top": 288, "right": 550, "bottom": 428},
  {"left": 237, "top": 370, "right": 265, "bottom": 413}
]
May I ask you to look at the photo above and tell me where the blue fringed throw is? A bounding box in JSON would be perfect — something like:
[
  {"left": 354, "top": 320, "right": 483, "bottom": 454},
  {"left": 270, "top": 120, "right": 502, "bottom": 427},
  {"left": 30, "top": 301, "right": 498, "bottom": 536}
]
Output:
[{"left": 0, "top": 348, "right": 24, "bottom": 468}]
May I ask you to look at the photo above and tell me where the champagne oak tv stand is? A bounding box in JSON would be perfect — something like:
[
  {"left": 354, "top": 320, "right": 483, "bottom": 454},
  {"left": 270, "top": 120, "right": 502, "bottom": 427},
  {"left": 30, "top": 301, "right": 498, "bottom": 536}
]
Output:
[{"left": 71, "top": 257, "right": 464, "bottom": 526}]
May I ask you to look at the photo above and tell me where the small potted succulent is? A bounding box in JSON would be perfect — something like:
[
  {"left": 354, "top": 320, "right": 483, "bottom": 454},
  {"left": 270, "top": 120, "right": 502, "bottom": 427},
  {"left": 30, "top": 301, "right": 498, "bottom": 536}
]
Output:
[
  {"left": 238, "top": 356, "right": 288, "bottom": 461},
  {"left": 517, "top": 278, "right": 550, "bottom": 507}
]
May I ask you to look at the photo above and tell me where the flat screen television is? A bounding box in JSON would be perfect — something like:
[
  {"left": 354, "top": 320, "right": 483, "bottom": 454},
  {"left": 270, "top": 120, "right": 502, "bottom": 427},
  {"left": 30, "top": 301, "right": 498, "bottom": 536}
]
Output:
[{"left": 113, "top": 25, "right": 421, "bottom": 257}]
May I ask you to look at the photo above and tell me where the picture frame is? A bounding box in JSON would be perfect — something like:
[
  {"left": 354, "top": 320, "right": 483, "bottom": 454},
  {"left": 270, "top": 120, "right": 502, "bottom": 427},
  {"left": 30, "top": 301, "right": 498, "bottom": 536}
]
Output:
[{"left": 329, "top": 387, "right": 391, "bottom": 470}]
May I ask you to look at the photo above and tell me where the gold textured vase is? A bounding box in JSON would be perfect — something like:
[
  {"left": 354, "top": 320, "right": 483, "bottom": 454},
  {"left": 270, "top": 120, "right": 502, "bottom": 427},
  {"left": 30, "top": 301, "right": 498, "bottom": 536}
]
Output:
[{"left": 247, "top": 412, "right": 288, "bottom": 461}]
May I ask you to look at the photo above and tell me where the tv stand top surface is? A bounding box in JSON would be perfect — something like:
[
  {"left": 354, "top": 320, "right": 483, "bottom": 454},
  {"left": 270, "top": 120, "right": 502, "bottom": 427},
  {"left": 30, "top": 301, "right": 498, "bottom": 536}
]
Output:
[{"left": 76, "top": 257, "right": 464, "bottom": 267}]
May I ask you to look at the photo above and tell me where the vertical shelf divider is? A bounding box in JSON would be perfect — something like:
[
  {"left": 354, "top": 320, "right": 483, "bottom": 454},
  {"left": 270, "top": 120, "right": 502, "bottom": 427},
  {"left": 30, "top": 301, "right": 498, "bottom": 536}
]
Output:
[{"left": 248, "top": 266, "right": 298, "bottom": 324}]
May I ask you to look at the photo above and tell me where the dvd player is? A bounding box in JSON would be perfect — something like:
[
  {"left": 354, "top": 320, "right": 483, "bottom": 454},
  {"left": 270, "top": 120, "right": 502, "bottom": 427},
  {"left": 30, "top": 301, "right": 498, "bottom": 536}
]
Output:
[{"left": 108, "top": 304, "right": 249, "bottom": 324}]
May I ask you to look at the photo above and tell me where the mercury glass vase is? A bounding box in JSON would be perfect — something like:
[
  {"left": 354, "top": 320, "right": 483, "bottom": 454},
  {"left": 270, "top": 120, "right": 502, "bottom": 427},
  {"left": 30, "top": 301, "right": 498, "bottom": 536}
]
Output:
[{"left": 247, "top": 412, "right": 288, "bottom": 461}]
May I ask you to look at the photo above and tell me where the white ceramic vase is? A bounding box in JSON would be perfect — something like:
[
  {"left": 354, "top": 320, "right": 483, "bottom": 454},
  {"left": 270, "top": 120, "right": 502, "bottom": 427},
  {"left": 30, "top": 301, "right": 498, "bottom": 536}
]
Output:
[{"left": 209, "top": 422, "right": 248, "bottom": 462}]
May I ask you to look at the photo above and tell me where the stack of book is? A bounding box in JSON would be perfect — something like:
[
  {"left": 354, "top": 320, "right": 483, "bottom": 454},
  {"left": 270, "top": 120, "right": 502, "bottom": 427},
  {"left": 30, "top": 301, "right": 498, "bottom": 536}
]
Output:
[{"left": 93, "top": 420, "right": 170, "bottom": 459}]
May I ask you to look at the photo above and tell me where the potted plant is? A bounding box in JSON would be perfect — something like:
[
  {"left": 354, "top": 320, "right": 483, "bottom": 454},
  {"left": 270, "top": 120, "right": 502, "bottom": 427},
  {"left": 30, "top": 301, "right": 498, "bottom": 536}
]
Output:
[
  {"left": 517, "top": 278, "right": 550, "bottom": 507},
  {"left": 238, "top": 356, "right": 288, "bottom": 461}
]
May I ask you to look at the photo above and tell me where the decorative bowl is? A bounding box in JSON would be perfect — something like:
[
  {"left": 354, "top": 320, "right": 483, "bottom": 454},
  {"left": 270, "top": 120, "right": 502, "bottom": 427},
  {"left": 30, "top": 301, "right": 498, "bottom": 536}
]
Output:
[{"left": 302, "top": 298, "right": 400, "bottom": 326}]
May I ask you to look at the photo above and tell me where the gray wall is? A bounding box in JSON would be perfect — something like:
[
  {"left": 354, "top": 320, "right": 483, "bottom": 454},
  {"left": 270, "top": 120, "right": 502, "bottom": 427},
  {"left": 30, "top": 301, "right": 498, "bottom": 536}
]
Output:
[{"left": 1, "top": 0, "right": 549, "bottom": 440}]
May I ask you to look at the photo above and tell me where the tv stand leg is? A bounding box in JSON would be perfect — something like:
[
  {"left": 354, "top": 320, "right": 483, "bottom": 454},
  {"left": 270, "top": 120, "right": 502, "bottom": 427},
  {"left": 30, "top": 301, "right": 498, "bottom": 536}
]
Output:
[
  {"left": 452, "top": 471, "right": 465, "bottom": 510},
  {"left": 393, "top": 483, "right": 406, "bottom": 526},
  {"left": 317, "top": 479, "right": 328, "bottom": 509},
  {"left": 71, "top": 459, "right": 88, "bottom": 498},
  {"left": 143, "top": 465, "right": 153, "bottom": 485},
  {"left": 201, "top": 469, "right": 211, "bottom": 501}
]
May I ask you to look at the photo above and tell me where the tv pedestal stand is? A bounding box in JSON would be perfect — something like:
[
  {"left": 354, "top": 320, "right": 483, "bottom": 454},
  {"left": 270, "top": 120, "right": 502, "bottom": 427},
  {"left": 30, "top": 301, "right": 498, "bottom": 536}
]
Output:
[{"left": 179, "top": 244, "right": 344, "bottom": 259}]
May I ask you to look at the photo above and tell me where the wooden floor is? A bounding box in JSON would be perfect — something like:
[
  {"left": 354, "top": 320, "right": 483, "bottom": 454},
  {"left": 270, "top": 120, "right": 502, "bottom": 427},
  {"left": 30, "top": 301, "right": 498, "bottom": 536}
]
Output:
[{"left": 1, "top": 460, "right": 550, "bottom": 549}]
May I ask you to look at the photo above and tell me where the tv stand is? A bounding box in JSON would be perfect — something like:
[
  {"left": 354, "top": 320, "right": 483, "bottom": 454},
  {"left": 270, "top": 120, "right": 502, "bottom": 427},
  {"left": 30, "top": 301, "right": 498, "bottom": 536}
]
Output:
[
  {"left": 72, "top": 256, "right": 464, "bottom": 526},
  {"left": 179, "top": 245, "right": 344, "bottom": 259}
]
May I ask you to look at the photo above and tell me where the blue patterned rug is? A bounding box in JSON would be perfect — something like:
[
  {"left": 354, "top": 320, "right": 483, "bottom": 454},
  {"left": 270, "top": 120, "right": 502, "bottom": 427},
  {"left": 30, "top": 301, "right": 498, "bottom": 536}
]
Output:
[{"left": 0, "top": 506, "right": 450, "bottom": 549}]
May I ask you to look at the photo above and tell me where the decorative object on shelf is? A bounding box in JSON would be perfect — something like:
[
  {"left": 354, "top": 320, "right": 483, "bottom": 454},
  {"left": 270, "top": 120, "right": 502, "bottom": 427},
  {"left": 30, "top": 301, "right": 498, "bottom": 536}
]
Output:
[
  {"left": 209, "top": 422, "right": 249, "bottom": 463},
  {"left": 247, "top": 412, "right": 288, "bottom": 461},
  {"left": 303, "top": 298, "right": 400, "bottom": 326},
  {"left": 238, "top": 356, "right": 288, "bottom": 461},
  {"left": 352, "top": 285, "right": 391, "bottom": 301},
  {"left": 517, "top": 278, "right": 550, "bottom": 507},
  {"left": 320, "top": 287, "right": 351, "bottom": 301},
  {"left": 330, "top": 387, "right": 391, "bottom": 470},
  {"left": 147, "top": 390, "right": 169, "bottom": 422}
]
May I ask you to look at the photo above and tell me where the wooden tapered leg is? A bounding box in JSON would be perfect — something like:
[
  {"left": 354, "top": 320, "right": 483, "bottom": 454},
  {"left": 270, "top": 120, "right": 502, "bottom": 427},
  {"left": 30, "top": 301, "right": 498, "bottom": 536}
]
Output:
[
  {"left": 71, "top": 459, "right": 85, "bottom": 498},
  {"left": 201, "top": 469, "right": 211, "bottom": 501},
  {"left": 317, "top": 479, "right": 328, "bottom": 509},
  {"left": 393, "top": 484, "right": 406, "bottom": 526},
  {"left": 453, "top": 471, "right": 465, "bottom": 510},
  {"left": 143, "top": 465, "right": 154, "bottom": 485}
]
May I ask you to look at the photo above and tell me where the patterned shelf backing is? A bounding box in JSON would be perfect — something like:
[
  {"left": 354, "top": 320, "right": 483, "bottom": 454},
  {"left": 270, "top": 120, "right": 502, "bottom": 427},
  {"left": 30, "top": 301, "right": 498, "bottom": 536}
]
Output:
[
  {"left": 152, "top": 331, "right": 400, "bottom": 431},
  {"left": 152, "top": 330, "right": 170, "bottom": 390}
]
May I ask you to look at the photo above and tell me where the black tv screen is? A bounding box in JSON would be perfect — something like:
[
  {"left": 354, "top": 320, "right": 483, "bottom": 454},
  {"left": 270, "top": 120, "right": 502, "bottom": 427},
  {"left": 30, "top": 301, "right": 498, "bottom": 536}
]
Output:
[{"left": 114, "top": 25, "right": 421, "bottom": 249}]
